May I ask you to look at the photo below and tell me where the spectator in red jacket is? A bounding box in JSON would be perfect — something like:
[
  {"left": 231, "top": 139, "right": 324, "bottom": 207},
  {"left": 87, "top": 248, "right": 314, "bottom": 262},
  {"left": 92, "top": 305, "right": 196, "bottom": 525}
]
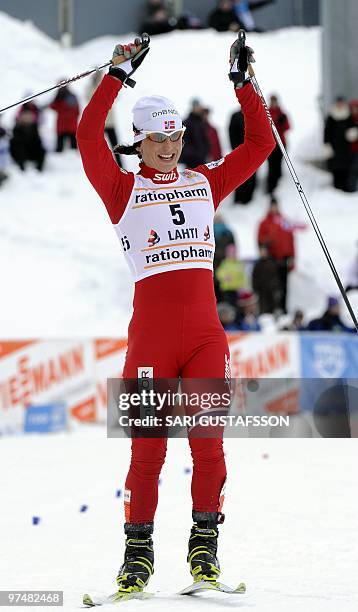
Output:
[
  {"left": 266, "top": 94, "right": 290, "bottom": 195},
  {"left": 50, "top": 84, "right": 80, "bottom": 152},
  {"left": 257, "top": 197, "right": 294, "bottom": 312},
  {"left": 202, "top": 107, "right": 222, "bottom": 162}
]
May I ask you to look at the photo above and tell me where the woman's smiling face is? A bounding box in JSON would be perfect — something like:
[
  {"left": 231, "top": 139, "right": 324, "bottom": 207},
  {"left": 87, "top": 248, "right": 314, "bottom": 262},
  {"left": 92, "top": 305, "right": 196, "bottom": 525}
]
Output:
[{"left": 138, "top": 133, "right": 184, "bottom": 172}]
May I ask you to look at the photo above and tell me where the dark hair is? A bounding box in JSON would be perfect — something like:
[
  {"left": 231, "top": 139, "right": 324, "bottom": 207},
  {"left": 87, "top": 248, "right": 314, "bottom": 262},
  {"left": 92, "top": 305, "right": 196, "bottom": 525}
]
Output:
[{"left": 113, "top": 143, "right": 142, "bottom": 158}]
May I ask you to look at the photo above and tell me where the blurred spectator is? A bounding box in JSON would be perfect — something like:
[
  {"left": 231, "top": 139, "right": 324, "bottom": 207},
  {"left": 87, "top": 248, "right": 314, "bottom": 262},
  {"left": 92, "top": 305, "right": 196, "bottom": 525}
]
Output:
[
  {"left": 86, "top": 71, "right": 122, "bottom": 167},
  {"left": 50, "top": 85, "right": 79, "bottom": 152},
  {"left": 281, "top": 309, "right": 306, "bottom": 331},
  {"left": 229, "top": 107, "right": 256, "bottom": 203},
  {"left": 140, "top": 0, "right": 176, "bottom": 35},
  {"left": 323, "top": 96, "right": 354, "bottom": 192},
  {"left": 252, "top": 243, "right": 280, "bottom": 314},
  {"left": 232, "top": 0, "right": 275, "bottom": 33},
  {"left": 213, "top": 213, "right": 235, "bottom": 273},
  {"left": 257, "top": 197, "right": 295, "bottom": 313},
  {"left": 10, "top": 107, "right": 46, "bottom": 172},
  {"left": 143, "top": 0, "right": 165, "bottom": 16},
  {"left": 307, "top": 297, "right": 354, "bottom": 333},
  {"left": 266, "top": 94, "right": 290, "bottom": 195},
  {"left": 217, "top": 302, "right": 240, "bottom": 331},
  {"left": 208, "top": 0, "right": 274, "bottom": 33},
  {"left": 214, "top": 214, "right": 235, "bottom": 248},
  {"left": 202, "top": 107, "right": 222, "bottom": 162},
  {"left": 180, "top": 98, "right": 209, "bottom": 168},
  {"left": 215, "top": 243, "right": 247, "bottom": 305},
  {"left": 237, "top": 289, "right": 261, "bottom": 331},
  {"left": 0, "top": 122, "right": 10, "bottom": 186},
  {"left": 347, "top": 99, "right": 358, "bottom": 192},
  {"left": 208, "top": 0, "right": 241, "bottom": 32},
  {"left": 345, "top": 242, "right": 358, "bottom": 292},
  {"left": 16, "top": 100, "right": 41, "bottom": 125},
  {"left": 176, "top": 10, "right": 203, "bottom": 30}
]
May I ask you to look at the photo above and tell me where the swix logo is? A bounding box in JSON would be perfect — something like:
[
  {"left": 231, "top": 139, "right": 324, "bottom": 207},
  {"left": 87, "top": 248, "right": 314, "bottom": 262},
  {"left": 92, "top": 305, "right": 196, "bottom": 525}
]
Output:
[
  {"left": 204, "top": 225, "right": 210, "bottom": 241},
  {"left": 164, "top": 120, "right": 176, "bottom": 130},
  {"left": 147, "top": 229, "right": 160, "bottom": 246},
  {"left": 153, "top": 170, "right": 178, "bottom": 182}
]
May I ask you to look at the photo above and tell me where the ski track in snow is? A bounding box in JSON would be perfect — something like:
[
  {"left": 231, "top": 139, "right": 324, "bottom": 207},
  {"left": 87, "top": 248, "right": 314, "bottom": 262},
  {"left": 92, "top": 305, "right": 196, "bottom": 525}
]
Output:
[
  {"left": 0, "top": 16, "right": 357, "bottom": 337},
  {"left": 0, "top": 430, "right": 357, "bottom": 611}
]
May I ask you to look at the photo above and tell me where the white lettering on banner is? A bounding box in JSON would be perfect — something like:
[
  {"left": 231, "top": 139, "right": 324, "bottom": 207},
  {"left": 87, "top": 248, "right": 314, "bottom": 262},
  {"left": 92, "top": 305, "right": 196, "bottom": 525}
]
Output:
[
  {"left": 313, "top": 343, "right": 346, "bottom": 378},
  {"left": 0, "top": 346, "right": 85, "bottom": 410}
]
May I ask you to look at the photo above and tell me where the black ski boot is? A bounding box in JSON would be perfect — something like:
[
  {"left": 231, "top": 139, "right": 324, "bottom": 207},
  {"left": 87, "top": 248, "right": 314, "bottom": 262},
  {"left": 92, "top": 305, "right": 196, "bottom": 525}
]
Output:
[
  {"left": 116, "top": 523, "right": 154, "bottom": 593},
  {"left": 187, "top": 511, "right": 223, "bottom": 583}
]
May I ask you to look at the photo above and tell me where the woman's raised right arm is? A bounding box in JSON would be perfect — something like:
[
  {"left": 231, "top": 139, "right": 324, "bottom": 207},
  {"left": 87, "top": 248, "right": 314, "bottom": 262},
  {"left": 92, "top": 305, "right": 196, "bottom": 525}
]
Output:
[{"left": 77, "top": 74, "right": 134, "bottom": 224}]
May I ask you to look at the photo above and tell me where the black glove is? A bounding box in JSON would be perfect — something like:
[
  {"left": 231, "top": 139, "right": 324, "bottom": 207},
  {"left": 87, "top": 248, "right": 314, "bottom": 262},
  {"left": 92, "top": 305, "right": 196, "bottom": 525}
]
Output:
[
  {"left": 109, "top": 34, "right": 150, "bottom": 88},
  {"left": 228, "top": 31, "right": 255, "bottom": 89}
]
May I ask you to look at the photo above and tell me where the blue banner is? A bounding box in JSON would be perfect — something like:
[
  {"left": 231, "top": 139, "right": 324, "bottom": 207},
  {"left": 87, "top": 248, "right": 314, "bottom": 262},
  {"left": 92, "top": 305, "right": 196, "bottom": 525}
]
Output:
[
  {"left": 300, "top": 333, "right": 358, "bottom": 378},
  {"left": 24, "top": 403, "right": 67, "bottom": 433}
]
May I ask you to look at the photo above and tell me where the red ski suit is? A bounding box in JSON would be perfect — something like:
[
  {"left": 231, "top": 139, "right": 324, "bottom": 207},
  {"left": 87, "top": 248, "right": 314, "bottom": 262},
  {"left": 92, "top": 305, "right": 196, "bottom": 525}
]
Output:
[{"left": 77, "top": 75, "right": 274, "bottom": 523}]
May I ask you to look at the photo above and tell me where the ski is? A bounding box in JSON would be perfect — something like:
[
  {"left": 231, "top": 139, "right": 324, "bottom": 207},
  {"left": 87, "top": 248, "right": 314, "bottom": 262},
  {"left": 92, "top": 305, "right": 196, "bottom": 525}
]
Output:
[
  {"left": 82, "top": 591, "right": 154, "bottom": 607},
  {"left": 178, "top": 580, "right": 246, "bottom": 595},
  {"left": 82, "top": 580, "right": 246, "bottom": 606}
]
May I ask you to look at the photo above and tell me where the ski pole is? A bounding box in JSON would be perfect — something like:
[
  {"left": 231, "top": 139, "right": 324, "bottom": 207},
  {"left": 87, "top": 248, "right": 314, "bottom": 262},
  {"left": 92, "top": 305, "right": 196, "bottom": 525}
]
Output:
[
  {"left": 0, "top": 33, "right": 150, "bottom": 114},
  {"left": 240, "top": 35, "right": 358, "bottom": 332}
]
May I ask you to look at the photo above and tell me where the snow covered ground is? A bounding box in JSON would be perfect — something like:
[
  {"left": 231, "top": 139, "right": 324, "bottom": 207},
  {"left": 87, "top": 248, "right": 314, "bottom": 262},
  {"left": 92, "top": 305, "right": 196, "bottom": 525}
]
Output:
[
  {"left": 0, "top": 12, "right": 357, "bottom": 337},
  {"left": 0, "top": 428, "right": 357, "bottom": 611}
]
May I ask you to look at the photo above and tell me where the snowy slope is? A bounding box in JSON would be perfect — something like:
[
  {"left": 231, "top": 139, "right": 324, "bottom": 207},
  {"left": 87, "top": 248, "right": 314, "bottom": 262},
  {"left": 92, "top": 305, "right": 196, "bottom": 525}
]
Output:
[
  {"left": 0, "top": 13, "right": 357, "bottom": 337},
  {"left": 0, "top": 429, "right": 357, "bottom": 611}
]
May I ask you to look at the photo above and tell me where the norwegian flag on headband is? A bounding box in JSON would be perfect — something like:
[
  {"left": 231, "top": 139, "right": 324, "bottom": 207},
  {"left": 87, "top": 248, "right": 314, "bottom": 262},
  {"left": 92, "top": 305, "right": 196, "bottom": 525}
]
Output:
[{"left": 164, "top": 120, "right": 176, "bottom": 130}]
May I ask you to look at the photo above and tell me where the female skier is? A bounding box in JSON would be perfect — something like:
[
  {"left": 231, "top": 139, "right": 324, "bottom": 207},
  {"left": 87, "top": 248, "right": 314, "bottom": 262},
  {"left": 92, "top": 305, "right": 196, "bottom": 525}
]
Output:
[{"left": 77, "top": 35, "right": 275, "bottom": 593}]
